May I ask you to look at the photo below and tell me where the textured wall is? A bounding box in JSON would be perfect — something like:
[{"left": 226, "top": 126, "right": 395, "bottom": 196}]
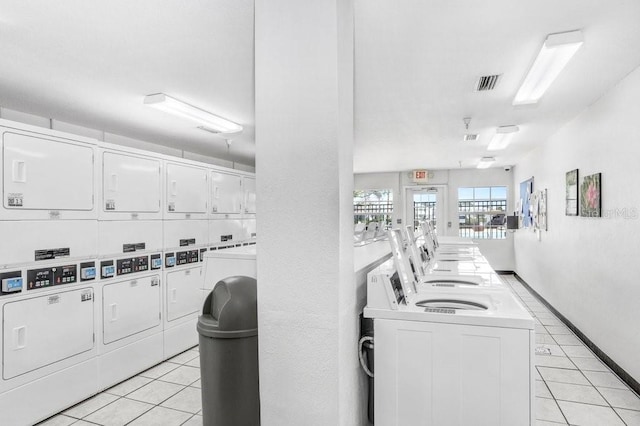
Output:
[{"left": 513, "top": 65, "right": 640, "bottom": 383}]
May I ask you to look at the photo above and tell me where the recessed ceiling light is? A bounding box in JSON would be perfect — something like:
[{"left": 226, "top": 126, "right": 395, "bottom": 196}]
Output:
[
  {"left": 144, "top": 93, "right": 242, "bottom": 134},
  {"left": 463, "top": 134, "right": 479, "bottom": 142},
  {"left": 487, "top": 125, "right": 519, "bottom": 151},
  {"left": 477, "top": 157, "right": 495, "bottom": 169},
  {"left": 513, "top": 30, "right": 584, "bottom": 105}
]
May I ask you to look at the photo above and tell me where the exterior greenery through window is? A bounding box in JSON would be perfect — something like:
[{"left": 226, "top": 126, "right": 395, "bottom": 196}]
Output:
[
  {"left": 353, "top": 189, "right": 393, "bottom": 229},
  {"left": 458, "top": 186, "right": 507, "bottom": 239}
]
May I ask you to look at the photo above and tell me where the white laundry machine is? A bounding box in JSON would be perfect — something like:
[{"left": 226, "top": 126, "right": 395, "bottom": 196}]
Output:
[
  {"left": 202, "top": 244, "right": 256, "bottom": 303},
  {"left": 364, "top": 265, "right": 534, "bottom": 426}
]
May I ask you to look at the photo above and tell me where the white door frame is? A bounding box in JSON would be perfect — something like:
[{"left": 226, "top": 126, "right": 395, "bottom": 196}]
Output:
[{"left": 403, "top": 185, "right": 448, "bottom": 235}]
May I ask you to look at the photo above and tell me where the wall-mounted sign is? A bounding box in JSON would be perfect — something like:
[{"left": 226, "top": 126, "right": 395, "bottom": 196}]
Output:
[{"left": 412, "top": 170, "right": 429, "bottom": 184}]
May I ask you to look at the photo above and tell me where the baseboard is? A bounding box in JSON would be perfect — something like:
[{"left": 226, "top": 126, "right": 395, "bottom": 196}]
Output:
[{"left": 513, "top": 273, "right": 640, "bottom": 396}]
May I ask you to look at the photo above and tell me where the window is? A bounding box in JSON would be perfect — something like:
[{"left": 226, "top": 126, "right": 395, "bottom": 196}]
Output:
[
  {"left": 458, "top": 186, "right": 507, "bottom": 239},
  {"left": 413, "top": 192, "right": 437, "bottom": 232},
  {"left": 354, "top": 189, "right": 393, "bottom": 229}
]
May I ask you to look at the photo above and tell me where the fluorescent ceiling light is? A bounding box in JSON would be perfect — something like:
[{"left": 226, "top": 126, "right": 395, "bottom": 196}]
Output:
[
  {"left": 144, "top": 93, "right": 242, "bottom": 134},
  {"left": 477, "top": 157, "right": 495, "bottom": 169},
  {"left": 513, "top": 30, "right": 584, "bottom": 105},
  {"left": 487, "top": 125, "right": 519, "bottom": 151}
]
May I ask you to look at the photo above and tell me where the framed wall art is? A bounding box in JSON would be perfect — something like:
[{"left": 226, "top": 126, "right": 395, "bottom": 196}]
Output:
[
  {"left": 519, "top": 177, "right": 534, "bottom": 228},
  {"left": 580, "top": 172, "right": 601, "bottom": 217},
  {"left": 565, "top": 169, "right": 578, "bottom": 216}
]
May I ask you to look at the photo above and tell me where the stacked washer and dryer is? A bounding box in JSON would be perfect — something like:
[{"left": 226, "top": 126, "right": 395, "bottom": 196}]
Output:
[
  {"left": 0, "top": 119, "right": 255, "bottom": 425},
  {"left": 364, "top": 225, "right": 535, "bottom": 425}
]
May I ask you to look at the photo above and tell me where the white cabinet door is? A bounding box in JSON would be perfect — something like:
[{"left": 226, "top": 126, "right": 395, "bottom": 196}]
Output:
[
  {"left": 2, "top": 130, "right": 95, "bottom": 219},
  {"left": 243, "top": 176, "right": 256, "bottom": 214},
  {"left": 3, "top": 288, "right": 95, "bottom": 379},
  {"left": 210, "top": 171, "right": 242, "bottom": 215},
  {"left": 102, "top": 152, "right": 161, "bottom": 216},
  {"left": 375, "top": 319, "right": 531, "bottom": 426},
  {"left": 165, "top": 267, "right": 202, "bottom": 322},
  {"left": 102, "top": 275, "right": 161, "bottom": 345},
  {"left": 165, "top": 163, "right": 208, "bottom": 216}
]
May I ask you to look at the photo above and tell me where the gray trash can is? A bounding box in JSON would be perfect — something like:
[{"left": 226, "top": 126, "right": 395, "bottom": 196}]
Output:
[{"left": 197, "top": 275, "right": 259, "bottom": 426}]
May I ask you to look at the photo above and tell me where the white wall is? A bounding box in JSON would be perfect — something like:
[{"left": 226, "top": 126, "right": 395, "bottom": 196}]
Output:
[
  {"left": 355, "top": 168, "right": 515, "bottom": 270},
  {"left": 513, "top": 65, "right": 640, "bottom": 384}
]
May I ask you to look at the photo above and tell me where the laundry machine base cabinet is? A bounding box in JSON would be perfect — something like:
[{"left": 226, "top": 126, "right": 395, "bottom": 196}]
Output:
[
  {"left": 98, "top": 332, "right": 163, "bottom": 391},
  {"left": 0, "top": 358, "right": 98, "bottom": 426},
  {"left": 374, "top": 318, "right": 534, "bottom": 426}
]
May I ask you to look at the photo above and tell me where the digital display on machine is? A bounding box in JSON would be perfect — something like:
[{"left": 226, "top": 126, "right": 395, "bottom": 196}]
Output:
[
  {"left": 101, "top": 260, "right": 115, "bottom": 279},
  {"left": 1, "top": 271, "right": 23, "bottom": 294},
  {"left": 389, "top": 272, "right": 405, "bottom": 305},
  {"left": 80, "top": 261, "right": 96, "bottom": 281},
  {"left": 151, "top": 254, "right": 162, "bottom": 270},
  {"left": 165, "top": 253, "right": 176, "bottom": 267}
]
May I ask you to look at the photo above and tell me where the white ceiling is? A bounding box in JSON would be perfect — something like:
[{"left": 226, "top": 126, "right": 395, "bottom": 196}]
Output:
[
  {"left": 0, "top": 0, "right": 255, "bottom": 165},
  {"left": 1, "top": 1, "right": 640, "bottom": 172}
]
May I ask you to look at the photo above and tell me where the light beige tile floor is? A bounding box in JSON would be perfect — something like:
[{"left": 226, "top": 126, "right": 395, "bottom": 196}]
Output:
[
  {"left": 502, "top": 275, "right": 640, "bottom": 426},
  {"left": 38, "top": 275, "right": 640, "bottom": 426},
  {"left": 38, "top": 347, "right": 202, "bottom": 426}
]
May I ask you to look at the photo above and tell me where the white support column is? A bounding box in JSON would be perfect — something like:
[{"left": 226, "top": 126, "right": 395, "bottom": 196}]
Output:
[{"left": 255, "top": 0, "right": 357, "bottom": 424}]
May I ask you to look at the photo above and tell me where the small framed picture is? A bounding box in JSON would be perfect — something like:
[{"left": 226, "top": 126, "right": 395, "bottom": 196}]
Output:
[{"left": 565, "top": 169, "right": 578, "bottom": 216}]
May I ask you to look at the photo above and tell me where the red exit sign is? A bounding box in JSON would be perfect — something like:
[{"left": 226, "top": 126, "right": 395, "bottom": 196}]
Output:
[{"left": 412, "top": 170, "right": 429, "bottom": 183}]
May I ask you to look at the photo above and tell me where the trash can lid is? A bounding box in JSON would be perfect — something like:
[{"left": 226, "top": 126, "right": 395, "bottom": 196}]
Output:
[{"left": 198, "top": 275, "right": 257, "bottom": 338}]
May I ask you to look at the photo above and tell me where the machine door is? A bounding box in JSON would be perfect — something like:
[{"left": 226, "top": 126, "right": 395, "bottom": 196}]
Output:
[
  {"left": 102, "top": 152, "right": 161, "bottom": 214},
  {"left": 210, "top": 171, "right": 242, "bottom": 215},
  {"left": 2, "top": 131, "right": 94, "bottom": 216},
  {"left": 243, "top": 176, "right": 256, "bottom": 214},
  {"left": 166, "top": 266, "right": 202, "bottom": 322},
  {"left": 2, "top": 288, "right": 95, "bottom": 379},
  {"left": 103, "top": 275, "right": 161, "bottom": 344},
  {"left": 166, "top": 163, "right": 208, "bottom": 215}
]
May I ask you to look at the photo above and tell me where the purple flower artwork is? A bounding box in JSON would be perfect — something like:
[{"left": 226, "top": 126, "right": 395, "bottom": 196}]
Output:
[{"left": 579, "top": 173, "right": 601, "bottom": 217}]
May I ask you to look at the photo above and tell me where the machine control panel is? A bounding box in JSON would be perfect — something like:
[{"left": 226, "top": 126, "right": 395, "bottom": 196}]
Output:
[
  {"left": 27, "top": 265, "right": 77, "bottom": 290},
  {"left": 176, "top": 250, "right": 199, "bottom": 265},
  {"left": 101, "top": 260, "right": 115, "bottom": 279},
  {"left": 151, "top": 254, "right": 162, "bottom": 270},
  {"left": 80, "top": 261, "right": 97, "bottom": 281},
  {"left": 1, "top": 271, "right": 23, "bottom": 294},
  {"left": 54, "top": 265, "right": 78, "bottom": 285},
  {"left": 165, "top": 253, "right": 176, "bottom": 268},
  {"left": 27, "top": 268, "right": 52, "bottom": 290},
  {"left": 116, "top": 256, "right": 149, "bottom": 275}
]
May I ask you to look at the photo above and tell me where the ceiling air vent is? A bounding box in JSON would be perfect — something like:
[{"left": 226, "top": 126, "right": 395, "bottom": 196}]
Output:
[
  {"left": 475, "top": 74, "right": 501, "bottom": 91},
  {"left": 464, "top": 134, "right": 479, "bottom": 142}
]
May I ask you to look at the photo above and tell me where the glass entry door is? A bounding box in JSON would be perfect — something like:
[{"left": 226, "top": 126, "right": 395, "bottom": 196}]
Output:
[{"left": 405, "top": 186, "right": 446, "bottom": 235}]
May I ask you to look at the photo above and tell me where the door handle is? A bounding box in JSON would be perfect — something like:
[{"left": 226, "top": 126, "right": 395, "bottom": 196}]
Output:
[
  {"left": 12, "top": 160, "right": 26, "bottom": 183},
  {"left": 13, "top": 326, "right": 26, "bottom": 349}
]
